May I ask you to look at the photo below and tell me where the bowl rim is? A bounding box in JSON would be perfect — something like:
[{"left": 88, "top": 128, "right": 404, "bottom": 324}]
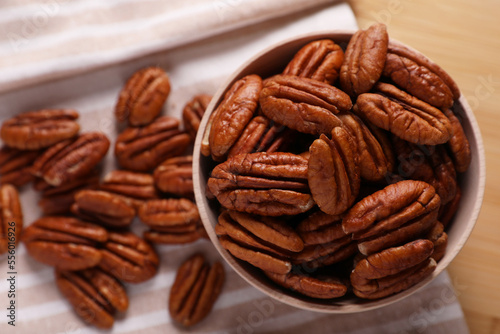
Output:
[{"left": 192, "top": 29, "right": 486, "bottom": 313}]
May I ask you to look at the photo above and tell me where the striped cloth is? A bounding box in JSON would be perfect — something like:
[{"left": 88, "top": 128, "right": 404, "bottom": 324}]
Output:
[{"left": 0, "top": 1, "right": 469, "bottom": 333}]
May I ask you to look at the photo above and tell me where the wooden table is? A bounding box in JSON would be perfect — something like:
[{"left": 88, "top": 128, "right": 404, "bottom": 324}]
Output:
[{"left": 348, "top": 0, "right": 500, "bottom": 332}]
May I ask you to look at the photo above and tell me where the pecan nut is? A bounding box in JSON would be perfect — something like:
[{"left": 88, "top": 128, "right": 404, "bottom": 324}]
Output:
[
  {"left": 283, "top": 39, "right": 344, "bottom": 84},
  {"left": 32, "top": 132, "right": 110, "bottom": 186},
  {"left": 443, "top": 108, "right": 471, "bottom": 173},
  {"left": 0, "top": 109, "right": 80, "bottom": 150},
  {"left": 71, "top": 189, "right": 137, "bottom": 228},
  {"left": 153, "top": 155, "right": 194, "bottom": 198},
  {"left": 0, "top": 184, "right": 23, "bottom": 254},
  {"left": 56, "top": 267, "right": 129, "bottom": 329},
  {"left": 0, "top": 146, "right": 41, "bottom": 187},
  {"left": 22, "top": 216, "right": 108, "bottom": 270},
  {"left": 169, "top": 253, "right": 224, "bottom": 327},
  {"left": 35, "top": 171, "right": 100, "bottom": 215},
  {"left": 354, "top": 82, "right": 452, "bottom": 145},
  {"left": 99, "top": 231, "right": 159, "bottom": 283},
  {"left": 99, "top": 170, "right": 158, "bottom": 208},
  {"left": 393, "top": 139, "right": 457, "bottom": 205},
  {"left": 115, "top": 116, "right": 190, "bottom": 171},
  {"left": 350, "top": 239, "right": 436, "bottom": 299},
  {"left": 340, "top": 23, "right": 389, "bottom": 97},
  {"left": 259, "top": 74, "right": 350, "bottom": 135},
  {"left": 308, "top": 127, "right": 360, "bottom": 215},
  {"left": 182, "top": 94, "right": 212, "bottom": 140},
  {"left": 209, "top": 74, "right": 262, "bottom": 161},
  {"left": 342, "top": 180, "right": 441, "bottom": 255},
  {"left": 207, "top": 152, "right": 314, "bottom": 216},
  {"left": 115, "top": 67, "right": 171, "bottom": 126},
  {"left": 265, "top": 271, "right": 348, "bottom": 299},
  {"left": 383, "top": 42, "right": 460, "bottom": 109},
  {"left": 339, "top": 113, "right": 394, "bottom": 181},
  {"left": 227, "top": 116, "right": 294, "bottom": 158},
  {"left": 138, "top": 198, "right": 200, "bottom": 233},
  {"left": 439, "top": 186, "right": 461, "bottom": 228},
  {"left": 426, "top": 222, "right": 447, "bottom": 262}
]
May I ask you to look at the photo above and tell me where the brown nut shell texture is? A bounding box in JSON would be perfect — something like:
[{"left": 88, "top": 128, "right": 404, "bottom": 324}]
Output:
[
  {"left": 443, "top": 108, "right": 471, "bottom": 173},
  {"left": 350, "top": 239, "right": 436, "bottom": 299},
  {"left": 56, "top": 267, "right": 129, "bottom": 329},
  {"left": 308, "top": 127, "right": 360, "bottom": 216},
  {"left": 99, "top": 170, "right": 158, "bottom": 208},
  {"left": 283, "top": 39, "right": 344, "bottom": 84},
  {"left": 115, "top": 66, "right": 171, "bottom": 126},
  {"left": 259, "top": 74, "right": 351, "bottom": 136},
  {"left": 32, "top": 132, "right": 110, "bottom": 186},
  {"left": 169, "top": 253, "right": 225, "bottom": 327},
  {"left": 153, "top": 155, "right": 194, "bottom": 198},
  {"left": 342, "top": 180, "right": 441, "bottom": 255},
  {"left": 208, "top": 152, "right": 314, "bottom": 216},
  {"left": 99, "top": 231, "right": 159, "bottom": 283},
  {"left": 115, "top": 116, "right": 190, "bottom": 172},
  {"left": 340, "top": 23, "right": 389, "bottom": 97},
  {"left": 0, "top": 184, "right": 23, "bottom": 254},
  {"left": 209, "top": 74, "right": 262, "bottom": 161},
  {"left": 22, "top": 216, "right": 108, "bottom": 270},
  {"left": 0, "top": 109, "right": 80, "bottom": 150},
  {"left": 383, "top": 42, "right": 460, "bottom": 109},
  {"left": 354, "top": 82, "right": 452, "bottom": 145}
]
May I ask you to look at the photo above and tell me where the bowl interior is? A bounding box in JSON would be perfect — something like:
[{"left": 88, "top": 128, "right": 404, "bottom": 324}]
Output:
[{"left": 192, "top": 31, "right": 486, "bottom": 313}]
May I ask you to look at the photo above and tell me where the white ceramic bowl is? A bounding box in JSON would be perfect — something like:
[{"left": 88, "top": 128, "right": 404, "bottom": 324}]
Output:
[{"left": 193, "top": 31, "right": 486, "bottom": 313}]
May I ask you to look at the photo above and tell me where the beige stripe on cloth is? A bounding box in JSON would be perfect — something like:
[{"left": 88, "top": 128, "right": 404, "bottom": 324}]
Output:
[{"left": 0, "top": 1, "right": 469, "bottom": 333}]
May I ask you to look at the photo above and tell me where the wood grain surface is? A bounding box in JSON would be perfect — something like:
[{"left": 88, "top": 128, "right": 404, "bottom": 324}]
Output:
[{"left": 348, "top": 0, "right": 500, "bottom": 333}]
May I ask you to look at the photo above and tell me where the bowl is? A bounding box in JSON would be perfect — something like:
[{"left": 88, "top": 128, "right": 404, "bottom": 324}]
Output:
[{"left": 192, "top": 30, "right": 485, "bottom": 313}]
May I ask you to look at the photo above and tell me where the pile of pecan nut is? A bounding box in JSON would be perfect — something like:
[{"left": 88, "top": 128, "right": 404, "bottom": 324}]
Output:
[
  {"left": 204, "top": 23, "right": 470, "bottom": 301},
  {"left": 0, "top": 68, "right": 223, "bottom": 328}
]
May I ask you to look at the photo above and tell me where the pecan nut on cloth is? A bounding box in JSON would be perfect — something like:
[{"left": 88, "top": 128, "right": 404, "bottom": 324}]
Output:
[
  {"left": 0, "top": 109, "right": 80, "bottom": 150},
  {"left": 22, "top": 216, "right": 108, "bottom": 270},
  {"left": 98, "top": 231, "right": 159, "bottom": 283},
  {"left": 0, "top": 184, "right": 23, "bottom": 254},
  {"left": 115, "top": 66, "right": 171, "bottom": 127},
  {"left": 32, "top": 132, "right": 110, "bottom": 186},
  {"left": 169, "top": 253, "right": 224, "bottom": 327},
  {"left": 115, "top": 116, "right": 190, "bottom": 172},
  {"left": 56, "top": 267, "right": 129, "bottom": 329}
]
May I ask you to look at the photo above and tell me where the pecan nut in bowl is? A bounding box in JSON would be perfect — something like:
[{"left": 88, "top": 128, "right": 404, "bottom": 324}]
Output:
[
  {"left": 0, "top": 184, "right": 23, "bottom": 254},
  {"left": 115, "top": 66, "right": 171, "bottom": 126},
  {"left": 259, "top": 74, "right": 350, "bottom": 136},
  {"left": 55, "top": 267, "right": 129, "bottom": 329},
  {"left": 354, "top": 82, "right": 452, "bottom": 145},
  {"left": 99, "top": 231, "right": 159, "bottom": 283},
  {"left": 342, "top": 180, "right": 441, "bottom": 256},
  {"left": 71, "top": 189, "right": 137, "bottom": 228},
  {"left": 215, "top": 211, "right": 299, "bottom": 275},
  {"left": 0, "top": 146, "right": 41, "bottom": 187},
  {"left": 443, "top": 108, "right": 472, "bottom": 173},
  {"left": 282, "top": 39, "right": 344, "bottom": 84},
  {"left": 340, "top": 23, "right": 389, "bottom": 97},
  {"left": 153, "top": 156, "right": 194, "bottom": 198},
  {"left": 115, "top": 116, "right": 190, "bottom": 172},
  {"left": 308, "top": 127, "right": 360, "bottom": 215},
  {"left": 207, "top": 152, "right": 314, "bottom": 216},
  {"left": 22, "top": 216, "right": 108, "bottom": 270},
  {"left": 383, "top": 42, "right": 461, "bottom": 109},
  {"left": 31, "top": 132, "right": 110, "bottom": 186},
  {"left": 169, "top": 253, "right": 224, "bottom": 327},
  {"left": 208, "top": 74, "right": 262, "bottom": 161},
  {"left": 350, "top": 239, "right": 436, "bottom": 299},
  {"left": 265, "top": 271, "right": 348, "bottom": 299},
  {"left": 0, "top": 109, "right": 80, "bottom": 150},
  {"left": 182, "top": 94, "right": 212, "bottom": 140}
]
